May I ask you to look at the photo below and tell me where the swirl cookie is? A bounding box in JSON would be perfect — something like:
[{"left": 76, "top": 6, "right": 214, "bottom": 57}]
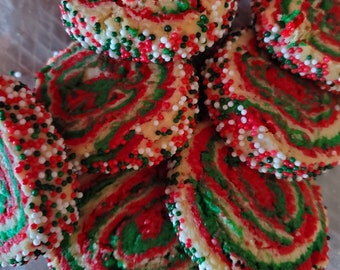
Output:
[
  {"left": 253, "top": 0, "right": 340, "bottom": 92},
  {"left": 35, "top": 42, "right": 199, "bottom": 174},
  {"left": 46, "top": 166, "right": 196, "bottom": 270},
  {"left": 0, "top": 75, "right": 79, "bottom": 267},
  {"left": 59, "top": 0, "right": 238, "bottom": 63},
  {"left": 202, "top": 28, "right": 340, "bottom": 180},
  {"left": 166, "top": 122, "right": 329, "bottom": 270}
]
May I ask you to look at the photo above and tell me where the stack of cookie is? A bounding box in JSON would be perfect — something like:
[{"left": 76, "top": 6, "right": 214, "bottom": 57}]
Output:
[{"left": 0, "top": 0, "right": 338, "bottom": 269}]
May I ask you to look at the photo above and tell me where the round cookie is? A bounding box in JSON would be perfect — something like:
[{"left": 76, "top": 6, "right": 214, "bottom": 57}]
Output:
[
  {"left": 35, "top": 42, "right": 199, "bottom": 174},
  {"left": 46, "top": 166, "right": 197, "bottom": 270},
  {"left": 59, "top": 0, "right": 238, "bottom": 63},
  {"left": 0, "top": 75, "right": 79, "bottom": 267},
  {"left": 202, "top": 28, "right": 340, "bottom": 181},
  {"left": 252, "top": 0, "right": 340, "bottom": 92},
  {"left": 166, "top": 121, "right": 329, "bottom": 270}
]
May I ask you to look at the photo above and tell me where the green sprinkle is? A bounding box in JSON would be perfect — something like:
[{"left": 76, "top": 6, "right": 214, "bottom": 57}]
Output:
[
  {"left": 280, "top": 9, "right": 300, "bottom": 24},
  {"left": 164, "top": 25, "right": 172, "bottom": 32},
  {"left": 176, "top": 0, "right": 190, "bottom": 11},
  {"left": 127, "top": 27, "right": 138, "bottom": 38},
  {"left": 0, "top": 110, "right": 5, "bottom": 121}
]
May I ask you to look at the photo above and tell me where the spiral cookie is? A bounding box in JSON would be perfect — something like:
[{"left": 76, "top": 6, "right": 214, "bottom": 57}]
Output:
[
  {"left": 35, "top": 42, "right": 199, "bottom": 174},
  {"left": 46, "top": 166, "right": 196, "bottom": 270},
  {"left": 166, "top": 122, "right": 329, "bottom": 270},
  {"left": 252, "top": 0, "right": 340, "bottom": 92},
  {"left": 202, "top": 28, "right": 340, "bottom": 181},
  {"left": 59, "top": 0, "right": 238, "bottom": 63},
  {"left": 0, "top": 75, "right": 79, "bottom": 267}
]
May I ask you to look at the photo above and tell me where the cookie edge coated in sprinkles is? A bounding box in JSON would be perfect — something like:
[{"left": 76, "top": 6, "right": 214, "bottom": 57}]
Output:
[
  {"left": 59, "top": 0, "right": 238, "bottom": 63},
  {"left": 0, "top": 75, "right": 80, "bottom": 267}
]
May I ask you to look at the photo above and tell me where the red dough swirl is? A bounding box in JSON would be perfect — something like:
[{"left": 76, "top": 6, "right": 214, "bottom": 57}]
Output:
[{"left": 0, "top": 75, "right": 79, "bottom": 267}]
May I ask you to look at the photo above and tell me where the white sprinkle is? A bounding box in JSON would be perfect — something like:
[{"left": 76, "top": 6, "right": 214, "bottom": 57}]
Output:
[
  {"left": 272, "top": 26, "right": 279, "bottom": 33},
  {"left": 258, "top": 126, "right": 266, "bottom": 132},
  {"left": 134, "top": 125, "right": 142, "bottom": 133},
  {"left": 254, "top": 142, "right": 260, "bottom": 149},
  {"left": 277, "top": 152, "right": 286, "bottom": 160},
  {"left": 160, "top": 37, "right": 167, "bottom": 44},
  {"left": 38, "top": 157, "right": 46, "bottom": 164},
  {"left": 275, "top": 172, "right": 282, "bottom": 179},
  {"left": 239, "top": 155, "right": 246, "bottom": 162},
  {"left": 216, "top": 122, "right": 224, "bottom": 132},
  {"left": 13, "top": 71, "right": 22, "bottom": 78},
  {"left": 228, "top": 119, "right": 235, "bottom": 125},
  {"left": 213, "top": 102, "right": 220, "bottom": 109},
  {"left": 19, "top": 119, "right": 27, "bottom": 125},
  {"left": 294, "top": 160, "right": 301, "bottom": 166},
  {"left": 304, "top": 60, "right": 311, "bottom": 65},
  {"left": 172, "top": 105, "right": 179, "bottom": 111},
  {"left": 259, "top": 167, "right": 267, "bottom": 173},
  {"left": 18, "top": 100, "right": 26, "bottom": 107}
]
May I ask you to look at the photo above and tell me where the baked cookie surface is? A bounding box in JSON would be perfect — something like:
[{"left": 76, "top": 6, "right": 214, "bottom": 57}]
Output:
[
  {"left": 0, "top": 75, "right": 79, "bottom": 267},
  {"left": 253, "top": 0, "right": 340, "bottom": 92},
  {"left": 202, "top": 28, "right": 340, "bottom": 180},
  {"left": 59, "top": 0, "right": 238, "bottom": 63},
  {"left": 47, "top": 166, "right": 196, "bottom": 270},
  {"left": 35, "top": 42, "right": 199, "bottom": 174},
  {"left": 166, "top": 122, "right": 329, "bottom": 270}
]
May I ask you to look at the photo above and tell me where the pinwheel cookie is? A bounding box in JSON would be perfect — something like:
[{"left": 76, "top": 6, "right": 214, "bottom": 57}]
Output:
[
  {"left": 166, "top": 122, "right": 329, "bottom": 270},
  {"left": 59, "top": 0, "right": 238, "bottom": 63},
  {"left": 0, "top": 75, "right": 79, "bottom": 267},
  {"left": 202, "top": 28, "right": 340, "bottom": 180},
  {"left": 35, "top": 42, "right": 199, "bottom": 174},
  {"left": 46, "top": 166, "right": 196, "bottom": 270},
  {"left": 253, "top": 0, "right": 340, "bottom": 92}
]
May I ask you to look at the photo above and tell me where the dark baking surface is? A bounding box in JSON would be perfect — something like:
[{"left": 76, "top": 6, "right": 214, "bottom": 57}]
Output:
[{"left": 0, "top": 0, "right": 339, "bottom": 269}]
